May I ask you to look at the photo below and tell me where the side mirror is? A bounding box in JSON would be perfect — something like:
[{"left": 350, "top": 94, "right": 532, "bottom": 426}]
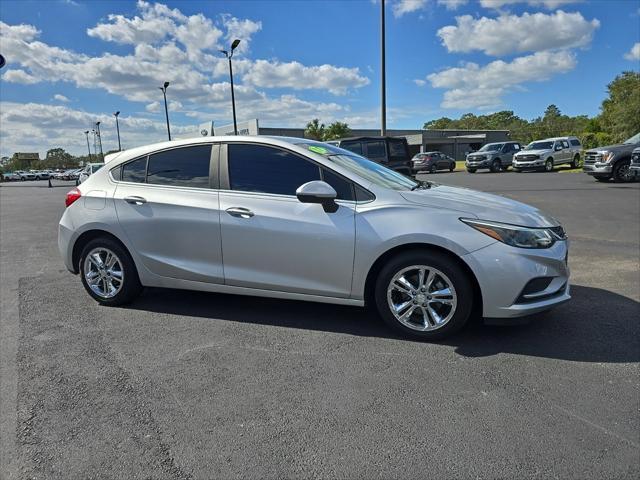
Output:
[{"left": 296, "top": 180, "right": 338, "bottom": 213}]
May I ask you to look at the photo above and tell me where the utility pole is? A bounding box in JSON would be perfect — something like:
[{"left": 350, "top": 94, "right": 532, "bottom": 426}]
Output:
[{"left": 380, "top": 0, "right": 387, "bottom": 137}]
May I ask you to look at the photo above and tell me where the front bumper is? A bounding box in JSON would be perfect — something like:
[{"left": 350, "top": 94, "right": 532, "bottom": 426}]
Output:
[
  {"left": 465, "top": 160, "right": 489, "bottom": 169},
  {"left": 583, "top": 163, "right": 612, "bottom": 175},
  {"left": 513, "top": 160, "right": 544, "bottom": 169},
  {"left": 462, "top": 239, "right": 570, "bottom": 319}
]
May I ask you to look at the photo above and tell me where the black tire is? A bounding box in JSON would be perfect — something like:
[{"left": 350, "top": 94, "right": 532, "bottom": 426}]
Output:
[
  {"left": 430, "top": 164, "right": 437, "bottom": 174},
  {"left": 79, "top": 237, "right": 142, "bottom": 306},
  {"left": 20, "top": 177, "right": 25, "bottom": 181},
  {"left": 490, "top": 160, "right": 501, "bottom": 173},
  {"left": 570, "top": 154, "right": 581, "bottom": 169},
  {"left": 545, "top": 159, "right": 553, "bottom": 172},
  {"left": 467, "top": 168, "right": 476, "bottom": 173},
  {"left": 594, "top": 176, "right": 610, "bottom": 183},
  {"left": 613, "top": 160, "right": 633, "bottom": 183},
  {"left": 502, "top": 164, "right": 509, "bottom": 171},
  {"left": 449, "top": 163, "right": 455, "bottom": 172},
  {"left": 374, "top": 250, "right": 474, "bottom": 340},
  {"left": 513, "top": 168, "right": 522, "bottom": 173}
]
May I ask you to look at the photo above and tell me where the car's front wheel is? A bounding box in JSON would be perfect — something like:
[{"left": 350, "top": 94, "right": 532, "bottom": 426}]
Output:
[
  {"left": 490, "top": 160, "right": 501, "bottom": 173},
  {"left": 79, "top": 237, "right": 142, "bottom": 306},
  {"left": 613, "top": 160, "right": 633, "bottom": 183},
  {"left": 374, "top": 251, "right": 473, "bottom": 340},
  {"left": 544, "top": 159, "right": 554, "bottom": 172}
]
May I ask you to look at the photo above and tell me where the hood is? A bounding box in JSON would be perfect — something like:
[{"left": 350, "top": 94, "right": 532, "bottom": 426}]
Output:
[
  {"left": 468, "top": 150, "right": 498, "bottom": 156},
  {"left": 516, "top": 149, "right": 550, "bottom": 156},
  {"left": 586, "top": 143, "right": 639, "bottom": 154},
  {"left": 400, "top": 184, "right": 559, "bottom": 228}
]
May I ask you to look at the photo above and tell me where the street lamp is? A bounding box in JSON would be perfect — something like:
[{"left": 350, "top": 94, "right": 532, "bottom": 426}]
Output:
[
  {"left": 84, "top": 130, "right": 92, "bottom": 162},
  {"left": 114, "top": 111, "right": 121, "bottom": 151},
  {"left": 95, "top": 121, "right": 104, "bottom": 161},
  {"left": 159, "top": 81, "right": 171, "bottom": 140},
  {"left": 220, "top": 39, "right": 241, "bottom": 135}
]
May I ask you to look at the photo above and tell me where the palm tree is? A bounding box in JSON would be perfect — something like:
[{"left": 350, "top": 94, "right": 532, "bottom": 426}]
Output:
[
  {"left": 324, "top": 121, "right": 351, "bottom": 141},
  {"left": 304, "top": 118, "right": 325, "bottom": 140}
]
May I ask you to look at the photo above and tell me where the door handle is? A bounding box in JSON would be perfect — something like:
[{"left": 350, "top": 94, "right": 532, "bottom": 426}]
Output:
[
  {"left": 226, "top": 207, "right": 254, "bottom": 219},
  {"left": 124, "top": 196, "right": 147, "bottom": 205}
]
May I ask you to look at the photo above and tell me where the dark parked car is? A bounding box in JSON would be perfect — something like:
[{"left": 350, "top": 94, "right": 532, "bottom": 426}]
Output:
[
  {"left": 630, "top": 147, "right": 640, "bottom": 177},
  {"left": 412, "top": 151, "right": 455, "bottom": 174},
  {"left": 466, "top": 141, "right": 522, "bottom": 173},
  {"left": 329, "top": 136, "right": 412, "bottom": 175}
]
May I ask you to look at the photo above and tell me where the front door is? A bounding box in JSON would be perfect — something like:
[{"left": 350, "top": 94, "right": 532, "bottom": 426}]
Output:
[
  {"left": 218, "top": 143, "right": 356, "bottom": 298},
  {"left": 114, "top": 144, "right": 224, "bottom": 283}
]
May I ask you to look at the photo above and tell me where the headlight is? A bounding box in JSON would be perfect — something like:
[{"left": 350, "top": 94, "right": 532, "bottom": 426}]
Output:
[
  {"left": 600, "top": 151, "right": 615, "bottom": 163},
  {"left": 461, "top": 218, "right": 563, "bottom": 249}
]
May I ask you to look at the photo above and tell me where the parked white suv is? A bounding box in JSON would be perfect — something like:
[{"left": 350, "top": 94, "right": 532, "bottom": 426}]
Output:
[{"left": 513, "top": 136, "right": 582, "bottom": 172}]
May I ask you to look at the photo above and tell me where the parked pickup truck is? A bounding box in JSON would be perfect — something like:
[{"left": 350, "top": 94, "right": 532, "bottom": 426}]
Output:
[
  {"left": 513, "top": 136, "right": 582, "bottom": 172},
  {"left": 630, "top": 147, "right": 640, "bottom": 177},
  {"left": 466, "top": 141, "right": 522, "bottom": 173},
  {"left": 583, "top": 132, "right": 640, "bottom": 182}
]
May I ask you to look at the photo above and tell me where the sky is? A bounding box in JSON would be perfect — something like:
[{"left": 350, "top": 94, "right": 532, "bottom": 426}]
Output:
[{"left": 0, "top": 0, "right": 639, "bottom": 157}]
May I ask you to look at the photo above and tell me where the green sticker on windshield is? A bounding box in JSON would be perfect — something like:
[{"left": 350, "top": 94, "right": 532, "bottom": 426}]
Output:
[{"left": 308, "top": 145, "right": 328, "bottom": 155}]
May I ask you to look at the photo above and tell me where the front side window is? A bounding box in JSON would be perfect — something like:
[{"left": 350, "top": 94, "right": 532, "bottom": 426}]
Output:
[
  {"left": 122, "top": 157, "right": 147, "bottom": 183},
  {"left": 228, "top": 144, "right": 320, "bottom": 196},
  {"left": 147, "top": 145, "right": 211, "bottom": 188}
]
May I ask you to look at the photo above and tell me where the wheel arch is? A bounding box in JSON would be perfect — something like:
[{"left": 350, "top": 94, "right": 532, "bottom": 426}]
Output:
[
  {"left": 363, "top": 243, "right": 483, "bottom": 317},
  {"left": 71, "top": 229, "right": 130, "bottom": 274}
]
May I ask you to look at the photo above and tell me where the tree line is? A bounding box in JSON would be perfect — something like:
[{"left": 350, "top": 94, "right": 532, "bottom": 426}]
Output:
[{"left": 423, "top": 72, "right": 640, "bottom": 149}]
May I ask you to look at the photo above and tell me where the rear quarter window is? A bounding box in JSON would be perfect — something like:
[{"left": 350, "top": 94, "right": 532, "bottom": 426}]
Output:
[{"left": 570, "top": 139, "right": 581, "bottom": 147}]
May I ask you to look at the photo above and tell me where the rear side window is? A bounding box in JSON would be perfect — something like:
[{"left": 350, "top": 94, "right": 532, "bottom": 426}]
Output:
[
  {"left": 147, "top": 145, "right": 211, "bottom": 188},
  {"left": 341, "top": 142, "right": 363, "bottom": 155},
  {"left": 388, "top": 139, "right": 407, "bottom": 159},
  {"left": 122, "top": 157, "right": 147, "bottom": 183},
  {"left": 228, "top": 144, "right": 320, "bottom": 196},
  {"left": 570, "top": 139, "right": 581, "bottom": 146},
  {"left": 365, "top": 141, "right": 386, "bottom": 159}
]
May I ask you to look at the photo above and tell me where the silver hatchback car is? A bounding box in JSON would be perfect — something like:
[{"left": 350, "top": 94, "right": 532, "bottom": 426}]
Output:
[{"left": 59, "top": 136, "right": 570, "bottom": 339}]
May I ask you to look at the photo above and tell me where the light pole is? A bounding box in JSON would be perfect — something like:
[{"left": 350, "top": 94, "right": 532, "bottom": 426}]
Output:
[
  {"left": 159, "top": 82, "right": 171, "bottom": 140},
  {"left": 220, "top": 39, "right": 241, "bottom": 135},
  {"left": 84, "top": 130, "right": 92, "bottom": 162},
  {"left": 95, "top": 121, "right": 104, "bottom": 161},
  {"left": 380, "top": 0, "right": 387, "bottom": 136},
  {"left": 92, "top": 129, "right": 97, "bottom": 159},
  {"left": 114, "top": 111, "right": 121, "bottom": 151}
]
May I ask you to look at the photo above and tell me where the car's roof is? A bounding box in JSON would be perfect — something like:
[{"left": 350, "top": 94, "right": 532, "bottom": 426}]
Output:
[
  {"left": 544, "top": 136, "right": 579, "bottom": 141},
  {"left": 334, "top": 136, "right": 403, "bottom": 142},
  {"left": 104, "top": 135, "right": 332, "bottom": 165}
]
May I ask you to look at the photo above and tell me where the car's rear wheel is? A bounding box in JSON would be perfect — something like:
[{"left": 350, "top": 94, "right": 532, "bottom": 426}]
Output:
[
  {"left": 430, "top": 164, "right": 437, "bottom": 174},
  {"left": 79, "top": 237, "right": 142, "bottom": 306},
  {"left": 613, "top": 160, "right": 633, "bottom": 183},
  {"left": 545, "top": 159, "right": 554, "bottom": 172},
  {"left": 374, "top": 251, "right": 473, "bottom": 340},
  {"left": 449, "top": 164, "right": 455, "bottom": 172}
]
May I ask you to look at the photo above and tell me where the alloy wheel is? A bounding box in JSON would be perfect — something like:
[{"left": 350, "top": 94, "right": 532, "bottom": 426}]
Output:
[
  {"left": 83, "top": 247, "right": 124, "bottom": 299},
  {"left": 386, "top": 265, "right": 457, "bottom": 332}
]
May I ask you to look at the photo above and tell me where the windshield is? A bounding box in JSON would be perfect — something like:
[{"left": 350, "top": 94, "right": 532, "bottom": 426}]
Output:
[
  {"left": 478, "top": 143, "right": 503, "bottom": 152},
  {"left": 623, "top": 132, "right": 640, "bottom": 144},
  {"left": 297, "top": 142, "right": 419, "bottom": 191},
  {"left": 525, "top": 141, "right": 553, "bottom": 150}
]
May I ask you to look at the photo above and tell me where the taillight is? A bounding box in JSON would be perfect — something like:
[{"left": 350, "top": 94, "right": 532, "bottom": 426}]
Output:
[{"left": 65, "top": 188, "right": 81, "bottom": 207}]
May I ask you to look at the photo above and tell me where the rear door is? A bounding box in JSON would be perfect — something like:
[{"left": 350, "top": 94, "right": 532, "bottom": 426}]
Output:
[
  {"left": 113, "top": 144, "right": 224, "bottom": 283},
  {"left": 218, "top": 142, "right": 356, "bottom": 298}
]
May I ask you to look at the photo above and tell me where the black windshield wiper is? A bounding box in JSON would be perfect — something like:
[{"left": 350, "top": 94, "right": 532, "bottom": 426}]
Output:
[{"left": 411, "top": 180, "right": 430, "bottom": 191}]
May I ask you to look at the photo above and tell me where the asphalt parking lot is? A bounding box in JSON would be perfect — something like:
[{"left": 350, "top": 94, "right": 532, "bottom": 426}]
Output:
[{"left": 1, "top": 171, "right": 638, "bottom": 479}]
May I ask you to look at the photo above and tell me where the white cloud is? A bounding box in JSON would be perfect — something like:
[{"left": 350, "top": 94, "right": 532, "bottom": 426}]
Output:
[
  {"left": 242, "top": 60, "right": 370, "bottom": 95},
  {"left": 624, "top": 42, "right": 640, "bottom": 61},
  {"left": 393, "top": 0, "right": 427, "bottom": 18},
  {"left": 480, "top": 0, "right": 583, "bottom": 8},
  {"left": 438, "top": 10, "right": 599, "bottom": 56},
  {"left": 53, "top": 94, "right": 70, "bottom": 102},
  {"left": 2, "top": 69, "right": 40, "bottom": 84},
  {"left": 438, "top": 0, "right": 468, "bottom": 9},
  {"left": 414, "top": 79, "right": 427, "bottom": 86},
  {"left": 219, "top": 14, "right": 262, "bottom": 53},
  {"left": 426, "top": 50, "right": 576, "bottom": 109}
]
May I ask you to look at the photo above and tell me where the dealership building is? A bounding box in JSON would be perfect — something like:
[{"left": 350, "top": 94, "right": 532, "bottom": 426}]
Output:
[{"left": 194, "top": 119, "right": 511, "bottom": 160}]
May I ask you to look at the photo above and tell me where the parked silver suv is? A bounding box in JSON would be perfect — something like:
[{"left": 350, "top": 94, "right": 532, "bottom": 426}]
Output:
[
  {"left": 59, "top": 136, "right": 570, "bottom": 340},
  {"left": 513, "top": 136, "right": 582, "bottom": 172},
  {"left": 466, "top": 141, "right": 522, "bottom": 173}
]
